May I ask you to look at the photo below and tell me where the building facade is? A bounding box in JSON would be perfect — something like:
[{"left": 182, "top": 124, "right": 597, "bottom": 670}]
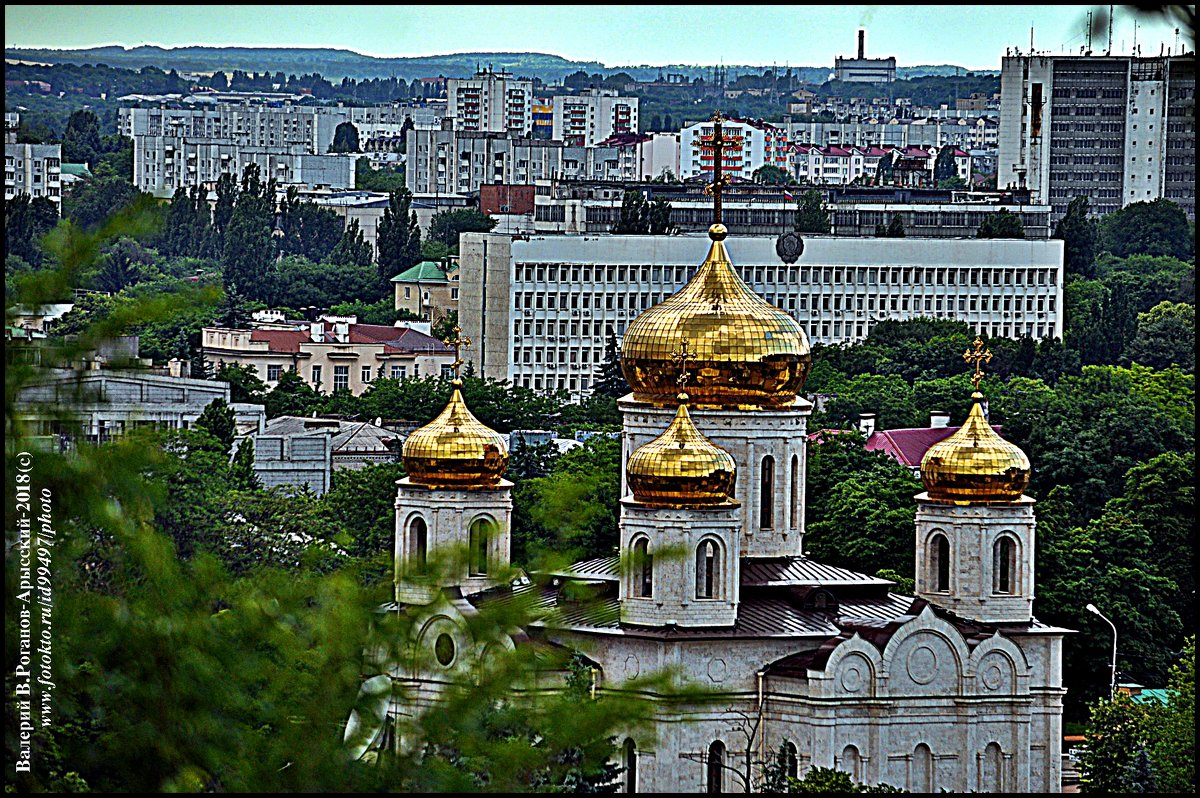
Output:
[
  {"left": 201, "top": 318, "right": 455, "bottom": 394},
  {"left": 550, "top": 88, "right": 639, "bottom": 147},
  {"left": 458, "top": 232, "right": 1064, "bottom": 401},
  {"left": 4, "top": 142, "right": 62, "bottom": 214},
  {"left": 680, "top": 118, "right": 791, "bottom": 180},
  {"left": 997, "top": 53, "right": 1195, "bottom": 220},
  {"left": 446, "top": 69, "right": 534, "bottom": 136}
]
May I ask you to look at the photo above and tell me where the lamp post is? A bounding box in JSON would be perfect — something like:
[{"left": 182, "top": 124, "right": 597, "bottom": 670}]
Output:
[{"left": 1086, "top": 603, "right": 1117, "bottom": 700}]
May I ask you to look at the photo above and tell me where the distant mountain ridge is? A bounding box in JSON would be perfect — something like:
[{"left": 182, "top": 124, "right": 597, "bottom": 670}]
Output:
[{"left": 3, "top": 45, "right": 995, "bottom": 84}]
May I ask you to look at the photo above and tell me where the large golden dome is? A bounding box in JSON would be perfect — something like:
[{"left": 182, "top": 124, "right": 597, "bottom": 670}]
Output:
[
  {"left": 403, "top": 379, "right": 509, "bottom": 488},
  {"left": 626, "top": 394, "right": 738, "bottom": 507},
  {"left": 620, "top": 224, "right": 811, "bottom": 408},
  {"left": 920, "top": 392, "right": 1030, "bottom": 503}
]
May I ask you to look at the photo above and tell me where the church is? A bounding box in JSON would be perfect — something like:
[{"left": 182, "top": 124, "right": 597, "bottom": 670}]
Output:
[{"left": 346, "top": 122, "right": 1068, "bottom": 793}]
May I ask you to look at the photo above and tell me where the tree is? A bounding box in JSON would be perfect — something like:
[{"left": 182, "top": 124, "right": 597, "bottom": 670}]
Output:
[
  {"left": 5, "top": 192, "right": 60, "bottom": 265},
  {"left": 61, "top": 108, "right": 103, "bottom": 165},
  {"left": 277, "top": 187, "right": 343, "bottom": 262},
  {"left": 793, "top": 189, "right": 830, "bottom": 234},
  {"left": 214, "top": 284, "right": 254, "bottom": 329},
  {"left": 647, "top": 197, "right": 673, "bottom": 235},
  {"left": 329, "top": 121, "right": 360, "bottom": 153},
  {"left": 976, "top": 209, "right": 1025, "bottom": 239},
  {"left": 91, "top": 236, "right": 157, "bottom": 293},
  {"left": 427, "top": 208, "right": 497, "bottom": 249},
  {"left": 63, "top": 176, "right": 143, "bottom": 232},
  {"left": 875, "top": 150, "right": 895, "bottom": 184},
  {"left": 214, "top": 362, "right": 268, "bottom": 403},
  {"left": 932, "top": 144, "right": 957, "bottom": 183},
  {"left": 1148, "top": 636, "right": 1195, "bottom": 794},
  {"left": 222, "top": 164, "right": 278, "bottom": 302},
  {"left": 613, "top": 189, "right": 649, "bottom": 234},
  {"left": 195, "top": 397, "right": 237, "bottom": 454},
  {"left": 1054, "top": 195, "right": 1099, "bottom": 279},
  {"left": 1123, "top": 301, "right": 1194, "bottom": 373},
  {"left": 263, "top": 368, "right": 323, "bottom": 419},
  {"left": 1099, "top": 198, "right": 1193, "bottom": 260},
  {"left": 230, "top": 436, "right": 261, "bottom": 491},
  {"left": 752, "top": 164, "right": 793, "bottom": 185},
  {"left": 375, "top": 187, "right": 421, "bottom": 287},
  {"left": 328, "top": 218, "right": 374, "bottom": 267},
  {"left": 592, "top": 329, "right": 630, "bottom": 398}
]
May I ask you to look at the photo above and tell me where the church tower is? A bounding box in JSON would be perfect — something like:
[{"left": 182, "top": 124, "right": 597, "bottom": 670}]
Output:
[
  {"left": 394, "top": 330, "right": 512, "bottom": 603},
  {"left": 914, "top": 339, "right": 1035, "bottom": 624},
  {"left": 617, "top": 114, "right": 814, "bottom": 558},
  {"left": 620, "top": 391, "right": 741, "bottom": 627}
]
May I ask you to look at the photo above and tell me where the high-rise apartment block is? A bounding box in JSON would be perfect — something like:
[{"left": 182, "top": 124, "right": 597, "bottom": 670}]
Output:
[
  {"left": 679, "top": 117, "right": 790, "bottom": 180},
  {"left": 4, "top": 141, "right": 62, "bottom": 214},
  {"left": 550, "top": 88, "right": 639, "bottom": 147},
  {"left": 997, "top": 53, "right": 1195, "bottom": 220},
  {"left": 446, "top": 69, "right": 533, "bottom": 136}
]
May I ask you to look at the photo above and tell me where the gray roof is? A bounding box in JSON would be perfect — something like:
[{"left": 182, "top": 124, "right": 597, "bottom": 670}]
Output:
[
  {"left": 262, "top": 416, "right": 400, "bottom": 454},
  {"left": 741, "top": 557, "right": 894, "bottom": 588}
]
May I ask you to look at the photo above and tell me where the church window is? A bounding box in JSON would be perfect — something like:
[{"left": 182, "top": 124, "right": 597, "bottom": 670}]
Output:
[
  {"left": 707, "top": 740, "right": 726, "bottom": 793},
  {"left": 931, "top": 534, "right": 950, "bottom": 592},
  {"left": 994, "top": 536, "right": 1017, "bottom": 594},
  {"left": 409, "top": 516, "right": 428, "bottom": 571},
  {"left": 790, "top": 454, "right": 800, "bottom": 528},
  {"left": 623, "top": 738, "right": 638, "bottom": 793},
  {"left": 632, "top": 537, "right": 653, "bottom": 598},
  {"left": 469, "top": 518, "right": 490, "bottom": 576},
  {"left": 760, "top": 455, "right": 775, "bottom": 529},
  {"left": 784, "top": 741, "right": 799, "bottom": 779},
  {"left": 434, "top": 633, "right": 455, "bottom": 667},
  {"left": 913, "top": 744, "right": 933, "bottom": 793},
  {"left": 696, "top": 540, "right": 719, "bottom": 599},
  {"left": 982, "top": 742, "right": 1004, "bottom": 791}
]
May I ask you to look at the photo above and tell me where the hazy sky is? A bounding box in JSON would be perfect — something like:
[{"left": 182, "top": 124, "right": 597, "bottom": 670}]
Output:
[{"left": 4, "top": 5, "right": 1192, "bottom": 71}]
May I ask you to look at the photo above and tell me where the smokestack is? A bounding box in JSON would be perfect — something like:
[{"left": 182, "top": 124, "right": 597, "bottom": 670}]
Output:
[{"left": 858, "top": 29, "right": 866, "bottom": 59}]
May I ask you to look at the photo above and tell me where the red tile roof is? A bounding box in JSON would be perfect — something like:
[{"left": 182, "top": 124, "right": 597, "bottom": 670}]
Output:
[
  {"left": 865, "top": 424, "right": 1003, "bottom": 467},
  {"left": 249, "top": 329, "right": 307, "bottom": 353}
]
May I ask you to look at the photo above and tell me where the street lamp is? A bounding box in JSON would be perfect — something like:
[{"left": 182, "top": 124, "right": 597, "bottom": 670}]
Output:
[{"left": 1086, "top": 603, "right": 1117, "bottom": 700}]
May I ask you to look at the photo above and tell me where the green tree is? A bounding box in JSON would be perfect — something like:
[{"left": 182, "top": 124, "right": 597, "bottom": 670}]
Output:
[
  {"left": 1099, "top": 198, "right": 1193, "bottom": 260},
  {"left": 874, "top": 214, "right": 906, "bottom": 238},
  {"left": 793, "top": 189, "right": 830, "bottom": 234},
  {"left": 1148, "top": 636, "right": 1195, "bottom": 794},
  {"left": 375, "top": 187, "right": 421, "bottom": 287},
  {"left": 210, "top": 171, "right": 238, "bottom": 252},
  {"left": 427, "top": 208, "right": 497, "bottom": 249},
  {"left": 230, "top": 436, "right": 261, "bottom": 491},
  {"left": 213, "top": 361, "right": 268, "bottom": 403},
  {"left": 1054, "top": 195, "right": 1099, "bottom": 279},
  {"left": 875, "top": 151, "right": 894, "bottom": 184},
  {"left": 647, "top": 197, "right": 673, "bottom": 235},
  {"left": 1123, "top": 300, "right": 1194, "bottom": 373},
  {"left": 932, "top": 144, "right": 957, "bottom": 183},
  {"left": 329, "top": 120, "right": 361, "bottom": 153},
  {"left": 195, "top": 396, "right": 237, "bottom": 454},
  {"left": 263, "top": 368, "right": 323, "bottom": 418},
  {"left": 592, "top": 329, "right": 631, "bottom": 398},
  {"left": 273, "top": 255, "right": 383, "bottom": 309},
  {"left": 214, "top": 283, "right": 254, "bottom": 329},
  {"left": 222, "top": 164, "right": 277, "bottom": 303},
  {"left": 976, "top": 208, "right": 1025, "bottom": 239},
  {"left": 61, "top": 108, "right": 103, "bottom": 165},
  {"left": 752, "top": 164, "right": 794, "bottom": 185},
  {"left": 1079, "top": 694, "right": 1154, "bottom": 792},
  {"left": 614, "top": 189, "right": 650, "bottom": 234},
  {"left": 324, "top": 462, "right": 408, "bottom": 557},
  {"left": 277, "top": 186, "right": 344, "bottom": 263},
  {"left": 328, "top": 218, "right": 374, "bottom": 267},
  {"left": 90, "top": 236, "right": 158, "bottom": 294},
  {"left": 63, "top": 176, "right": 144, "bottom": 232},
  {"left": 4, "top": 192, "right": 60, "bottom": 265}
]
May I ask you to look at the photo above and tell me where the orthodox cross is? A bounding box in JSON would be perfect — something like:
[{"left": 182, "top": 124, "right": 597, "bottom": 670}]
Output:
[
  {"left": 963, "top": 336, "right": 993, "bottom": 391},
  {"left": 447, "top": 325, "right": 472, "bottom": 379},
  {"left": 702, "top": 111, "right": 733, "bottom": 225},
  {"left": 670, "top": 338, "right": 697, "bottom": 389}
]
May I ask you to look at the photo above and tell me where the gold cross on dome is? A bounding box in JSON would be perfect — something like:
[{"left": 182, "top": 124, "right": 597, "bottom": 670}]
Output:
[
  {"left": 670, "top": 338, "right": 697, "bottom": 388},
  {"left": 963, "top": 336, "right": 993, "bottom": 391},
  {"left": 702, "top": 111, "right": 733, "bottom": 225},
  {"left": 447, "top": 325, "right": 471, "bottom": 378}
]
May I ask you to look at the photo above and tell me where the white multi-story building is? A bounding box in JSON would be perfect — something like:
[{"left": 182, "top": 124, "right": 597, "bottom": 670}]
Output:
[
  {"left": 458, "top": 233, "right": 1064, "bottom": 401},
  {"left": 447, "top": 69, "right": 533, "bottom": 136},
  {"left": 997, "top": 53, "right": 1195, "bottom": 220},
  {"left": 680, "top": 117, "right": 791, "bottom": 180},
  {"left": 550, "top": 88, "right": 639, "bottom": 147},
  {"left": 4, "top": 142, "right": 62, "bottom": 214},
  {"left": 793, "top": 144, "right": 972, "bottom": 187},
  {"left": 784, "top": 117, "right": 999, "bottom": 151}
]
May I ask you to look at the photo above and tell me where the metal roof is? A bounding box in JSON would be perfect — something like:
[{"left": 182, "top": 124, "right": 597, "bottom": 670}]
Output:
[{"left": 741, "top": 557, "right": 894, "bottom": 587}]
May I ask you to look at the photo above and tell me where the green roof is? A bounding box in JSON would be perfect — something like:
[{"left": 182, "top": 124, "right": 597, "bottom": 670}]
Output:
[
  {"left": 1130, "top": 689, "right": 1171, "bottom": 706},
  {"left": 61, "top": 163, "right": 92, "bottom": 177},
  {"left": 390, "top": 261, "right": 447, "bottom": 283}
]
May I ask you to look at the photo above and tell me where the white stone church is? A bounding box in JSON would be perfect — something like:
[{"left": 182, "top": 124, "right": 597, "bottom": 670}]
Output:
[{"left": 346, "top": 223, "right": 1068, "bottom": 793}]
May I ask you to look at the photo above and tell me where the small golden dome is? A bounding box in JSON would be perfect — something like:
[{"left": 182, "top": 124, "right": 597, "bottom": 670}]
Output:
[
  {"left": 620, "top": 224, "right": 811, "bottom": 408},
  {"left": 626, "top": 394, "right": 738, "bottom": 507},
  {"left": 920, "top": 392, "right": 1030, "bottom": 503},
  {"left": 403, "top": 380, "right": 508, "bottom": 488}
]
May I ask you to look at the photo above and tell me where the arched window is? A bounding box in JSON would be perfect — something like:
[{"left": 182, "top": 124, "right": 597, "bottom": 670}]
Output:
[
  {"left": 760, "top": 455, "right": 775, "bottom": 529},
  {"left": 707, "top": 740, "right": 726, "bottom": 793},
  {"left": 790, "top": 454, "right": 800, "bottom": 528},
  {"left": 696, "top": 539, "right": 719, "bottom": 599},
  {"left": 784, "top": 741, "right": 799, "bottom": 779},
  {"left": 994, "top": 536, "right": 1017, "bottom": 594},
  {"left": 840, "top": 745, "right": 861, "bottom": 783},
  {"left": 931, "top": 533, "right": 950, "bottom": 592},
  {"left": 982, "top": 742, "right": 1004, "bottom": 792},
  {"left": 913, "top": 744, "right": 933, "bottom": 793},
  {"left": 623, "top": 738, "right": 637, "bottom": 793},
  {"left": 632, "top": 538, "right": 653, "bottom": 598},
  {"left": 409, "top": 516, "right": 428, "bottom": 571},
  {"left": 469, "top": 518, "right": 489, "bottom": 576}
]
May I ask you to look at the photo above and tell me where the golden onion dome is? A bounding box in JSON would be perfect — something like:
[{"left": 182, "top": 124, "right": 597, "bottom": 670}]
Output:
[
  {"left": 402, "top": 379, "right": 508, "bottom": 488},
  {"left": 620, "top": 224, "right": 811, "bottom": 408},
  {"left": 920, "top": 392, "right": 1030, "bottom": 503},
  {"left": 626, "top": 393, "right": 738, "bottom": 507}
]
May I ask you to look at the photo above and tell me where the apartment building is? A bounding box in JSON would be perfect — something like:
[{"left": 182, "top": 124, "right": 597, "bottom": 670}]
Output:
[
  {"left": 446, "top": 69, "right": 533, "bottom": 136},
  {"left": 784, "top": 117, "right": 999, "bottom": 151},
  {"left": 201, "top": 318, "right": 455, "bottom": 394},
  {"left": 997, "top": 53, "right": 1195, "bottom": 220},
  {"left": 4, "top": 142, "right": 62, "bottom": 214},
  {"left": 550, "top": 88, "right": 639, "bottom": 147},
  {"left": 458, "top": 232, "right": 1064, "bottom": 401},
  {"left": 793, "top": 144, "right": 972, "bottom": 187},
  {"left": 679, "top": 117, "right": 791, "bottom": 180}
]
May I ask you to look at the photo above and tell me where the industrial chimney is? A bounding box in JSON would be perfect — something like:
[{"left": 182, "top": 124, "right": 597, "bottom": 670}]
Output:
[{"left": 858, "top": 29, "right": 866, "bottom": 59}]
